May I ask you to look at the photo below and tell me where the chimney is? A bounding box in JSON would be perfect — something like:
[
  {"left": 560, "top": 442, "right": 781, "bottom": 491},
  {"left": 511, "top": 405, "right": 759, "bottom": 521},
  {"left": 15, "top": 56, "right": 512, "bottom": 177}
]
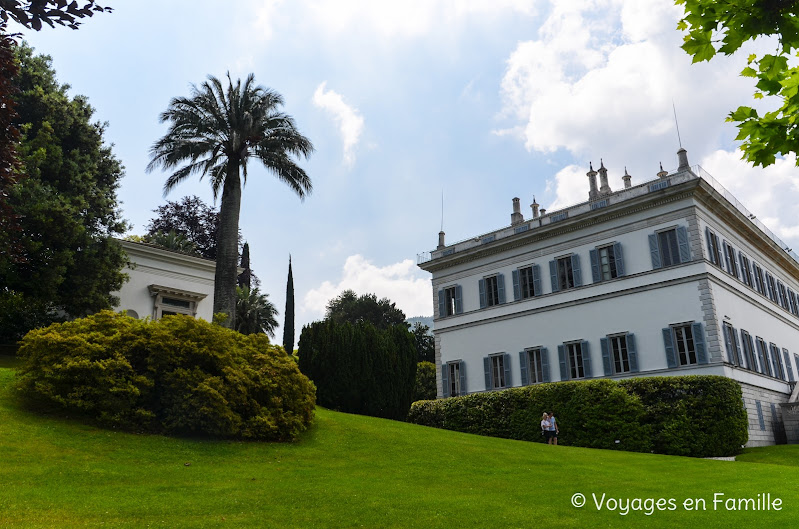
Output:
[
  {"left": 530, "top": 196, "right": 540, "bottom": 218},
  {"left": 437, "top": 231, "right": 445, "bottom": 250},
  {"left": 587, "top": 162, "right": 599, "bottom": 201},
  {"left": 511, "top": 197, "right": 524, "bottom": 225},
  {"left": 677, "top": 148, "right": 690, "bottom": 171},
  {"left": 622, "top": 167, "right": 632, "bottom": 189},
  {"left": 657, "top": 162, "right": 668, "bottom": 179},
  {"left": 540, "top": 208, "right": 546, "bottom": 216},
  {"left": 598, "top": 159, "right": 611, "bottom": 195}
]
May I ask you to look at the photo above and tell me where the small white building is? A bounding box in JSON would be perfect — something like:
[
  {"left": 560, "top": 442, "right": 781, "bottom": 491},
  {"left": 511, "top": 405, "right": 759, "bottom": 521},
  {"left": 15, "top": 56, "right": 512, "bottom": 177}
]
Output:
[
  {"left": 418, "top": 149, "right": 799, "bottom": 447},
  {"left": 113, "top": 239, "right": 216, "bottom": 321}
]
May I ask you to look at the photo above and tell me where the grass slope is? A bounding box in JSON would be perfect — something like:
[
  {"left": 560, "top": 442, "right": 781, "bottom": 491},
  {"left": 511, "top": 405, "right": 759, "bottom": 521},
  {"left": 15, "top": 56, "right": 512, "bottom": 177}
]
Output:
[{"left": 1, "top": 363, "right": 797, "bottom": 528}]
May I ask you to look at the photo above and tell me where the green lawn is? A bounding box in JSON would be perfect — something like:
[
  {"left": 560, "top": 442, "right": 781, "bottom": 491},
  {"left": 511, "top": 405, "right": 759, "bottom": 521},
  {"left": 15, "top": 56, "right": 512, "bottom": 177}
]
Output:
[{"left": 0, "top": 363, "right": 797, "bottom": 528}]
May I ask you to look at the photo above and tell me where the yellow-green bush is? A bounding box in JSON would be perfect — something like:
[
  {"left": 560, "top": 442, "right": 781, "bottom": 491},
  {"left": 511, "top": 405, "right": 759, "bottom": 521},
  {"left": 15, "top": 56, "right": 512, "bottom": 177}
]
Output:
[{"left": 15, "top": 311, "right": 315, "bottom": 441}]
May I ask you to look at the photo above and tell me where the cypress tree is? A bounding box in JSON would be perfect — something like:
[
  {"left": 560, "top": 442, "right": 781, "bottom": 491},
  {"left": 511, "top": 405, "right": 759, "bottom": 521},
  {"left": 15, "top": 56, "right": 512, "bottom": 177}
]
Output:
[
  {"left": 237, "top": 242, "right": 251, "bottom": 289},
  {"left": 282, "top": 255, "right": 295, "bottom": 355}
]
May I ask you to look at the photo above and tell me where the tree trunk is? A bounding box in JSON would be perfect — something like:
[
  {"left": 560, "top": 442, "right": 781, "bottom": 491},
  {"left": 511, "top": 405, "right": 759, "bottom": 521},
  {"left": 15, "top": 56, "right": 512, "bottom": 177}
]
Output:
[{"left": 213, "top": 161, "right": 242, "bottom": 327}]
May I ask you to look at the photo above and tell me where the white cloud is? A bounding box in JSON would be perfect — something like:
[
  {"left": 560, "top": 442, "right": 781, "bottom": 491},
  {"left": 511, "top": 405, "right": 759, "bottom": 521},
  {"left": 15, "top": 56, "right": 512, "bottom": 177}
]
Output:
[
  {"left": 312, "top": 82, "right": 365, "bottom": 167},
  {"left": 303, "top": 254, "right": 432, "bottom": 319}
]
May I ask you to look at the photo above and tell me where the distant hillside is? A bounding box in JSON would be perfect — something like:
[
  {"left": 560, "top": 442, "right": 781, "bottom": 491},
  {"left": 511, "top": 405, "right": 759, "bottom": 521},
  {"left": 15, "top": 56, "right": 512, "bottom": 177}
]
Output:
[{"left": 406, "top": 316, "right": 433, "bottom": 331}]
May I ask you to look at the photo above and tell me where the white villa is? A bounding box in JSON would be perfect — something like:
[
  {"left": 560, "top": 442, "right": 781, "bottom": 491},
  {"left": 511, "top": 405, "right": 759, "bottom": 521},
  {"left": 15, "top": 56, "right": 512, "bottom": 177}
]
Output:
[
  {"left": 113, "top": 239, "right": 216, "bottom": 321},
  {"left": 418, "top": 149, "right": 799, "bottom": 447}
]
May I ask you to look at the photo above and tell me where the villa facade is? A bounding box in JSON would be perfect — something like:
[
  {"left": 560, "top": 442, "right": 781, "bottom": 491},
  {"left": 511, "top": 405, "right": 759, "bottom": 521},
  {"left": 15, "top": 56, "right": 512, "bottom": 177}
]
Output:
[
  {"left": 113, "top": 239, "right": 216, "bottom": 321},
  {"left": 418, "top": 149, "right": 799, "bottom": 447}
]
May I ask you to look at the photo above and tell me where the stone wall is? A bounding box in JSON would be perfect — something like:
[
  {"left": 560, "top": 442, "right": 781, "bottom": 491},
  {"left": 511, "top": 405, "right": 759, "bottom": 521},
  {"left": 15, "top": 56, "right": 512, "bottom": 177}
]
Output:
[{"left": 740, "top": 382, "right": 792, "bottom": 447}]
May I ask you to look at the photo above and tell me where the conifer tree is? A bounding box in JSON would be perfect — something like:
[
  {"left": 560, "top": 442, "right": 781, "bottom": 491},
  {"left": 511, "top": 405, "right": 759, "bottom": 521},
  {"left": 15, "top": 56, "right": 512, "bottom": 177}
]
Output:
[
  {"left": 237, "top": 242, "right": 251, "bottom": 289},
  {"left": 282, "top": 255, "right": 295, "bottom": 355}
]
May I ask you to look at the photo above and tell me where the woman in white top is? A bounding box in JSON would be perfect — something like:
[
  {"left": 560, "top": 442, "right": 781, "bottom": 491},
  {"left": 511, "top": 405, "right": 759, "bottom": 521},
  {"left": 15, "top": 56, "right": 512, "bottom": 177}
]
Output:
[{"left": 540, "top": 412, "right": 551, "bottom": 441}]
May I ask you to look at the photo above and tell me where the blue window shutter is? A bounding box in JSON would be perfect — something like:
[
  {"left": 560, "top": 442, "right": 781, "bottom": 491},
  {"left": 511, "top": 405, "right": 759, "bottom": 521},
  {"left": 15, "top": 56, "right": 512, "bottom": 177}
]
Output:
[
  {"left": 732, "top": 327, "right": 743, "bottom": 367},
  {"left": 483, "top": 356, "right": 492, "bottom": 389},
  {"left": 478, "top": 279, "right": 487, "bottom": 309},
  {"left": 771, "top": 344, "right": 784, "bottom": 380},
  {"left": 541, "top": 347, "right": 550, "bottom": 382},
  {"left": 692, "top": 322, "right": 707, "bottom": 364},
  {"left": 459, "top": 361, "right": 467, "bottom": 393},
  {"left": 441, "top": 363, "right": 450, "bottom": 397},
  {"left": 590, "top": 248, "right": 600, "bottom": 283},
  {"left": 581, "top": 341, "right": 592, "bottom": 378},
  {"left": 723, "top": 325, "right": 734, "bottom": 364},
  {"left": 532, "top": 264, "right": 542, "bottom": 296},
  {"left": 571, "top": 254, "right": 582, "bottom": 287},
  {"left": 755, "top": 339, "right": 767, "bottom": 375},
  {"left": 783, "top": 349, "right": 794, "bottom": 382},
  {"left": 649, "top": 234, "right": 662, "bottom": 269},
  {"left": 600, "top": 337, "right": 611, "bottom": 376},
  {"left": 627, "top": 333, "right": 639, "bottom": 372},
  {"left": 497, "top": 273, "right": 506, "bottom": 304},
  {"left": 723, "top": 241, "right": 732, "bottom": 272},
  {"left": 738, "top": 252, "right": 747, "bottom": 282},
  {"left": 557, "top": 344, "right": 568, "bottom": 381},
  {"left": 613, "top": 242, "right": 625, "bottom": 277},
  {"left": 519, "top": 351, "right": 529, "bottom": 386},
  {"left": 663, "top": 327, "right": 677, "bottom": 368},
  {"left": 549, "top": 260, "right": 559, "bottom": 292},
  {"left": 756, "top": 400, "right": 765, "bottom": 430},
  {"left": 512, "top": 270, "right": 521, "bottom": 301},
  {"left": 438, "top": 289, "right": 445, "bottom": 318},
  {"left": 503, "top": 353, "right": 512, "bottom": 387},
  {"left": 677, "top": 226, "right": 690, "bottom": 263},
  {"left": 454, "top": 285, "right": 463, "bottom": 314},
  {"left": 705, "top": 227, "right": 714, "bottom": 264}
]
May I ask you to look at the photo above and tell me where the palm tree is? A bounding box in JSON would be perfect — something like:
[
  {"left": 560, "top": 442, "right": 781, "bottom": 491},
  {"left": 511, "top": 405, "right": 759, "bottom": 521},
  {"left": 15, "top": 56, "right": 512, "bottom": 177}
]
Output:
[
  {"left": 147, "top": 74, "right": 313, "bottom": 326},
  {"left": 234, "top": 286, "right": 279, "bottom": 337}
]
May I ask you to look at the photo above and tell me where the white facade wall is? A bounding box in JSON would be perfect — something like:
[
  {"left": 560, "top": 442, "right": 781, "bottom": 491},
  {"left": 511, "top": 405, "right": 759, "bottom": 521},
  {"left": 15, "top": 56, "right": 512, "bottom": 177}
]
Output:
[
  {"left": 421, "top": 168, "right": 799, "bottom": 447},
  {"left": 113, "top": 240, "right": 216, "bottom": 321}
]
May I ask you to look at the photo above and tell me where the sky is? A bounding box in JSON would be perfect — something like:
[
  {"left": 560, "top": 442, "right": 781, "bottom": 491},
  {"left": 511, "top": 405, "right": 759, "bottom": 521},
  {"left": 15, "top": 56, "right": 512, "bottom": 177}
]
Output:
[{"left": 16, "top": 0, "right": 799, "bottom": 340}]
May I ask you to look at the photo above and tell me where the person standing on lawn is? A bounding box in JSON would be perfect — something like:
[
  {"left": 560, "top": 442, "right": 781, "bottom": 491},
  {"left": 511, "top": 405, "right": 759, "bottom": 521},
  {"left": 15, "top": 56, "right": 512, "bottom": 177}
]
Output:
[
  {"left": 540, "top": 412, "right": 551, "bottom": 442},
  {"left": 547, "top": 411, "right": 559, "bottom": 445}
]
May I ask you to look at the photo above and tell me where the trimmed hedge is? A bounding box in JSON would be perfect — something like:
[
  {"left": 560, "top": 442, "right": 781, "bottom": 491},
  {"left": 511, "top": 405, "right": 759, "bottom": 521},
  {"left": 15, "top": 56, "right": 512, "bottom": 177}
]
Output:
[
  {"left": 298, "top": 320, "right": 416, "bottom": 420},
  {"left": 15, "top": 311, "right": 316, "bottom": 441},
  {"left": 408, "top": 376, "right": 748, "bottom": 457}
]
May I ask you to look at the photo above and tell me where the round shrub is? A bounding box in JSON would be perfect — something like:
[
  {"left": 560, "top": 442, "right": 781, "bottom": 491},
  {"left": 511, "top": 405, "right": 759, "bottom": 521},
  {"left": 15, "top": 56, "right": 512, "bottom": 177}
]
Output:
[
  {"left": 413, "top": 361, "right": 436, "bottom": 402},
  {"left": 15, "top": 311, "right": 315, "bottom": 441}
]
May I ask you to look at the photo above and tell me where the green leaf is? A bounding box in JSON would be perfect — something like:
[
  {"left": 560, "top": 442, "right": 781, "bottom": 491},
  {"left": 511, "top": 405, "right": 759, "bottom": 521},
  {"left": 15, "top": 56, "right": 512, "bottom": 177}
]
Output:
[
  {"left": 681, "top": 31, "right": 716, "bottom": 62},
  {"left": 676, "top": 20, "right": 688, "bottom": 31},
  {"left": 728, "top": 106, "right": 757, "bottom": 122},
  {"left": 740, "top": 66, "right": 757, "bottom": 78},
  {"left": 747, "top": 54, "right": 757, "bottom": 64}
]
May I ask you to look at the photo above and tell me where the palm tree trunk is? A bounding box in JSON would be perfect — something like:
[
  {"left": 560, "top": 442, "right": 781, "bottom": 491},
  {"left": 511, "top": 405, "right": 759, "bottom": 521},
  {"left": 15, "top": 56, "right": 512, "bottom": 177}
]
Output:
[{"left": 213, "top": 161, "right": 242, "bottom": 327}]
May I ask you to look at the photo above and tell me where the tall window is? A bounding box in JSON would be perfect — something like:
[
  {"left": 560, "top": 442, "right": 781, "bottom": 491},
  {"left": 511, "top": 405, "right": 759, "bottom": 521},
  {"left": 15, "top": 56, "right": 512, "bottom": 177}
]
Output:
[
  {"left": 723, "top": 242, "right": 738, "bottom": 277},
  {"left": 789, "top": 289, "right": 799, "bottom": 316},
  {"left": 528, "top": 348, "right": 544, "bottom": 384},
  {"left": 519, "top": 266, "right": 536, "bottom": 298},
  {"left": 741, "top": 330, "right": 757, "bottom": 372},
  {"left": 566, "top": 342, "right": 585, "bottom": 379},
  {"left": 491, "top": 354, "right": 506, "bottom": 388},
  {"left": 557, "top": 256, "right": 575, "bottom": 290},
  {"left": 485, "top": 276, "right": 500, "bottom": 306},
  {"left": 658, "top": 229, "right": 681, "bottom": 267},
  {"left": 756, "top": 337, "right": 772, "bottom": 376},
  {"left": 448, "top": 362, "right": 461, "bottom": 397},
  {"left": 777, "top": 281, "right": 789, "bottom": 310},
  {"left": 673, "top": 324, "right": 697, "bottom": 366},
  {"left": 610, "top": 335, "right": 630, "bottom": 374},
  {"left": 739, "top": 252, "right": 753, "bottom": 288},
  {"left": 766, "top": 272, "right": 778, "bottom": 302},
  {"left": 444, "top": 286, "right": 456, "bottom": 316},
  {"left": 598, "top": 245, "right": 619, "bottom": 280},
  {"left": 770, "top": 343, "right": 785, "bottom": 380},
  {"left": 722, "top": 322, "right": 740, "bottom": 366},
  {"left": 706, "top": 228, "right": 722, "bottom": 267},
  {"left": 753, "top": 263, "right": 766, "bottom": 295}
]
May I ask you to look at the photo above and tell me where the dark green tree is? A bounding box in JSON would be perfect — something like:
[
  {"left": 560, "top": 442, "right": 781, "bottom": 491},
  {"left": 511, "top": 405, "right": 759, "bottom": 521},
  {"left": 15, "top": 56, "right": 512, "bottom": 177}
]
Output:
[
  {"left": 1, "top": 0, "right": 110, "bottom": 31},
  {"left": 0, "top": 24, "right": 22, "bottom": 265},
  {"left": 147, "top": 74, "right": 314, "bottom": 327},
  {"left": 0, "top": 43, "right": 127, "bottom": 340},
  {"left": 238, "top": 242, "right": 251, "bottom": 289},
  {"left": 413, "top": 361, "right": 436, "bottom": 401},
  {"left": 677, "top": 0, "right": 799, "bottom": 167},
  {"left": 325, "top": 289, "right": 407, "bottom": 330},
  {"left": 145, "top": 230, "right": 199, "bottom": 256},
  {"left": 298, "top": 319, "right": 416, "bottom": 420},
  {"left": 234, "top": 286, "right": 279, "bottom": 337},
  {"left": 411, "top": 322, "right": 434, "bottom": 363},
  {"left": 146, "top": 196, "right": 224, "bottom": 260},
  {"left": 282, "top": 255, "right": 294, "bottom": 355}
]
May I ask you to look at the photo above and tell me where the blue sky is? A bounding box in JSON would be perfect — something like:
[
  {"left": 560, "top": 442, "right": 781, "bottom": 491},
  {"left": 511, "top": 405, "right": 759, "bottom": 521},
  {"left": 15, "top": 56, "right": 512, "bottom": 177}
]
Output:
[{"left": 18, "top": 0, "right": 799, "bottom": 339}]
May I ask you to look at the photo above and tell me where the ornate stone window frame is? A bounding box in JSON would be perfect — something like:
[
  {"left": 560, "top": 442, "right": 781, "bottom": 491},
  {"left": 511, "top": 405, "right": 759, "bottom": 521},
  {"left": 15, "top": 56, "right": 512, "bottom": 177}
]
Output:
[{"left": 148, "top": 284, "right": 208, "bottom": 320}]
